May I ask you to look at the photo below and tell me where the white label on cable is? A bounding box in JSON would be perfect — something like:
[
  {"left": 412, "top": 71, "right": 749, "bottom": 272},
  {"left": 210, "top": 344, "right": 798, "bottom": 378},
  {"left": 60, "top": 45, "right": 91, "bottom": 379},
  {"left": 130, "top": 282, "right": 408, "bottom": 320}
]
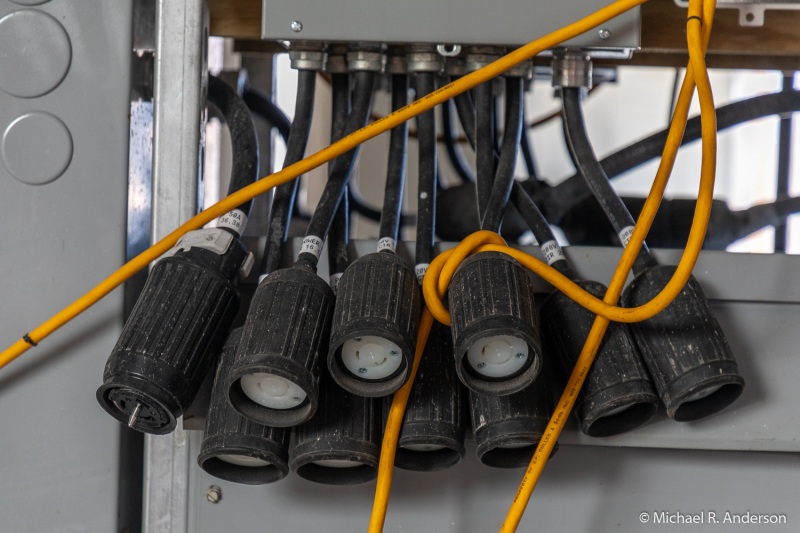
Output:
[
  {"left": 216, "top": 209, "right": 248, "bottom": 235},
  {"left": 329, "top": 272, "right": 343, "bottom": 294},
  {"left": 415, "top": 263, "right": 430, "bottom": 283},
  {"left": 300, "top": 235, "right": 324, "bottom": 258},
  {"left": 377, "top": 237, "right": 396, "bottom": 253},
  {"left": 619, "top": 225, "right": 635, "bottom": 247},
  {"left": 540, "top": 240, "right": 565, "bottom": 265}
]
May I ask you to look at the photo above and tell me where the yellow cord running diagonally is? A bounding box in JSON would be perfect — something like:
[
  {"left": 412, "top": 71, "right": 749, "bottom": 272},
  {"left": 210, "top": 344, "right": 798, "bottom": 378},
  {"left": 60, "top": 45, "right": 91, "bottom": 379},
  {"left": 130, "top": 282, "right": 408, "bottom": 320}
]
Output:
[{"left": 0, "top": 0, "right": 649, "bottom": 371}]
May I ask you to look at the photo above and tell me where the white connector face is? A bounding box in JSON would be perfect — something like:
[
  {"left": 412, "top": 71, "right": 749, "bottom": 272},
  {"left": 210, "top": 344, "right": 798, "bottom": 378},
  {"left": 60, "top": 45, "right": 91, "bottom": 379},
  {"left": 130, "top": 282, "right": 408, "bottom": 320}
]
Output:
[
  {"left": 240, "top": 372, "right": 307, "bottom": 410},
  {"left": 466, "top": 334, "right": 528, "bottom": 379},
  {"left": 312, "top": 458, "right": 361, "bottom": 468},
  {"left": 217, "top": 454, "right": 270, "bottom": 468},
  {"left": 341, "top": 335, "right": 403, "bottom": 380},
  {"left": 684, "top": 383, "right": 723, "bottom": 403}
]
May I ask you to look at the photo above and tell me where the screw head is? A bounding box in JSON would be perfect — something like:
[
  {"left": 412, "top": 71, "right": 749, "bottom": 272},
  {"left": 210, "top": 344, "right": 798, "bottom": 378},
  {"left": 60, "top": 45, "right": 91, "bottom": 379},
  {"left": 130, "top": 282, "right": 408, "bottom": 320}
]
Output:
[
  {"left": 476, "top": 363, "right": 486, "bottom": 369},
  {"left": 290, "top": 20, "right": 303, "bottom": 32},
  {"left": 598, "top": 28, "right": 611, "bottom": 40},
  {"left": 292, "top": 396, "right": 302, "bottom": 402},
  {"left": 358, "top": 367, "right": 368, "bottom": 374},
  {"left": 515, "top": 352, "right": 525, "bottom": 359},
  {"left": 206, "top": 485, "right": 222, "bottom": 504},
  {"left": 390, "top": 350, "right": 399, "bottom": 356},
  {"left": 354, "top": 337, "right": 362, "bottom": 342}
]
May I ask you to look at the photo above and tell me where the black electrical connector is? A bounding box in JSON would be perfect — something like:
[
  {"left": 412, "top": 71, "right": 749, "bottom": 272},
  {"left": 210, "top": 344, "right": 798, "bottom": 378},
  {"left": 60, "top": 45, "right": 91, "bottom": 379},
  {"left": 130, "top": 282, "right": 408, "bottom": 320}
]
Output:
[
  {"left": 449, "top": 251, "right": 542, "bottom": 396},
  {"left": 561, "top": 85, "right": 745, "bottom": 422},
  {"left": 198, "top": 329, "right": 290, "bottom": 485},
  {"left": 328, "top": 253, "right": 421, "bottom": 397},
  {"left": 290, "top": 371, "right": 381, "bottom": 485},
  {"left": 393, "top": 322, "right": 467, "bottom": 472},
  {"left": 469, "top": 380, "right": 556, "bottom": 469},
  {"left": 97, "top": 228, "right": 251, "bottom": 434},
  {"left": 224, "top": 68, "right": 332, "bottom": 428},
  {"left": 98, "top": 77, "right": 258, "bottom": 433}
]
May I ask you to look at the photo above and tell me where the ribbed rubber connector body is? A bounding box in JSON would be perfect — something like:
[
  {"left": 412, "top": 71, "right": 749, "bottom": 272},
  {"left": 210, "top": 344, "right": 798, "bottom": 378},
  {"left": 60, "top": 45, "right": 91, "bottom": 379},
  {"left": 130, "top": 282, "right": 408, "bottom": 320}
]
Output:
[
  {"left": 328, "top": 252, "right": 421, "bottom": 397},
  {"left": 198, "top": 329, "right": 290, "bottom": 485},
  {"left": 226, "top": 266, "right": 334, "bottom": 427},
  {"left": 469, "top": 379, "right": 556, "bottom": 468},
  {"left": 394, "top": 323, "right": 467, "bottom": 472},
  {"left": 540, "top": 280, "right": 659, "bottom": 437},
  {"left": 449, "top": 252, "right": 542, "bottom": 396},
  {"left": 97, "top": 239, "right": 246, "bottom": 434},
  {"left": 623, "top": 265, "right": 745, "bottom": 421},
  {"left": 290, "top": 372, "right": 381, "bottom": 485}
]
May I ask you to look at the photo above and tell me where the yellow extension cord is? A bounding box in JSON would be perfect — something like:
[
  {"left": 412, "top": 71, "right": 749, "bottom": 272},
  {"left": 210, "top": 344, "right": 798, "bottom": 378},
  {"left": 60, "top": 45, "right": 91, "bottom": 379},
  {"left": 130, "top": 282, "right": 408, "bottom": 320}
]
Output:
[
  {"left": 374, "top": 0, "right": 717, "bottom": 531},
  {"left": 0, "top": 0, "right": 717, "bottom": 531}
]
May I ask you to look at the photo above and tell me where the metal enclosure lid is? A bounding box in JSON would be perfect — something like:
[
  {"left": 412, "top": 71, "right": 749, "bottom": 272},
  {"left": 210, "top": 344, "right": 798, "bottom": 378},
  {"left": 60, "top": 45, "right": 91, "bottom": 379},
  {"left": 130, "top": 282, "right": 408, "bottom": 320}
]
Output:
[
  {"left": 261, "top": 0, "right": 640, "bottom": 52},
  {"left": 0, "top": 1, "right": 132, "bottom": 531}
]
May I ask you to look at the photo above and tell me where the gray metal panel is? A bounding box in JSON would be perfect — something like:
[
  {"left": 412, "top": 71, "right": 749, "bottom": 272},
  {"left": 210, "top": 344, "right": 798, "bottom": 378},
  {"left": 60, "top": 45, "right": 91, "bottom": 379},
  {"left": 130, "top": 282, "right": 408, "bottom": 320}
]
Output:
[
  {"left": 0, "top": 1, "right": 132, "bottom": 531},
  {"left": 262, "top": 0, "right": 640, "bottom": 50},
  {"left": 187, "top": 431, "right": 798, "bottom": 532}
]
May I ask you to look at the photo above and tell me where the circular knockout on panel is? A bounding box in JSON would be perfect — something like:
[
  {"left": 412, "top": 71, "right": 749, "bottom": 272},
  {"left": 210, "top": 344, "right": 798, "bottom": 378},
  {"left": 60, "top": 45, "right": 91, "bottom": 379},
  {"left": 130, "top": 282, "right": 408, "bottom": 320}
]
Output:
[
  {"left": 2, "top": 112, "right": 73, "bottom": 185},
  {"left": 0, "top": 9, "right": 72, "bottom": 98}
]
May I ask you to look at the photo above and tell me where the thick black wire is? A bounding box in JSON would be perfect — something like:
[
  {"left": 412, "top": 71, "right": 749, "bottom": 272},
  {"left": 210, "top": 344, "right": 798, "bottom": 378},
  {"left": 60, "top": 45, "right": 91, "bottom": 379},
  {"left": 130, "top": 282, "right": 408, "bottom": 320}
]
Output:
[
  {"left": 297, "top": 71, "right": 376, "bottom": 269},
  {"left": 378, "top": 74, "right": 410, "bottom": 244},
  {"left": 441, "top": 98, "right": 475, "bottom": 183},
  {"left": 453, "top": 91, "right": 477, "bottom": 148},
  {"left": 520, "top": 98, "right": 538, "bottom": 180},
  {"left": 242, "top": 88, "right": 292, "bottom": 142},
  {"left": 538, "top": 89, "right": 800, "bottom": 223},
  {"left": 207, "top": 75, "right": 259, "bottom": 218},
  {"left": 328, "top": 193, "right": 350, "bottom": 276},
  {"left": 510, "top": 182, "right": 573, "bottom": 277},
  {"left": 774, "top": 74, "right": 795, "bottom": 252},
  {"left": 259, "top": 70, "right": 317, "bottom": 276},
  {"left": 482, "top": 77, "right": 523, "bottom": 233},
  {"left": 474, "top": 81, "right": 495, "bottom": 221},
  {"left": 327, "top": 72, "right": 351, "bottom": 277},
  {"left": 561, "top": 87, "right": 657, "bottom": 275},
  {"left": 415, "top": 72, "right": 437, "bottom": 267}
]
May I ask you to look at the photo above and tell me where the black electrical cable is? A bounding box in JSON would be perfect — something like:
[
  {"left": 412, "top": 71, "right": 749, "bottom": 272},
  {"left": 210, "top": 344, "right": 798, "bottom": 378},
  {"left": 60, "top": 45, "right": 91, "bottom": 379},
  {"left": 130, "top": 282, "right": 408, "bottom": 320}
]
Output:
[
  {"left": 297, "top": 70, "right": 376, "bottom": 270},
  {"left": 510, "top": 182, "right": 573, "bottom": 278},
  {"left": 482, "top": 77, "right": 524, "bottom": 233},
  {"left": 328, "top": 73, "right": 352, "bottom": 278},
  {"left": 378, "top": 74, "right": 410, "bottom": 245},
  {"left": 774, "top": 74, "right": 795, "bottom": 252},
  {"left": 242, "top": 88, "right": 292, "bottom": 143},
  {"left": 538, "top": 89, "right": 800, "bottom": 223},
  {"left": 207, "top": 75, "right": 259, "bottom": 219},
  {"left": 260, "top": 69, "right": 317, "bottom": 276},
  {"left": 561, "top": 87, "right": 657, "bottom": 275},
  {"left": 441, "top": 98, "right": 475, "bottom": 183},
  {"left": 415, "top": 71, "right": 437, "bottom": 268},
  {"left": 328, "top": 193, "right": 350, "bottom": 277},
  {"left": 475, "top": 81, "right": 495, "bottom": 220},
  {"left": 520, "top": 100, "right": 539, "bottom": 180},
  {"left": 453, "top": 91, "right": 477, "bottom": 149}
]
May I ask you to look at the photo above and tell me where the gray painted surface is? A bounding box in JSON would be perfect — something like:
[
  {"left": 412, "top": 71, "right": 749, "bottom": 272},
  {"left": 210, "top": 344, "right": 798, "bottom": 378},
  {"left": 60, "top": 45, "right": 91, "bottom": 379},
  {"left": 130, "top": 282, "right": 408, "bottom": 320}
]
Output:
[
  {"left": 262, "top": 0, "right": 640, "bottom": 50},
  {"left": 0, "top": 1, "right": 132, "bottom": 531},
  {"left": 188, "top": 433, "right": 798, "bottom": 532}
]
